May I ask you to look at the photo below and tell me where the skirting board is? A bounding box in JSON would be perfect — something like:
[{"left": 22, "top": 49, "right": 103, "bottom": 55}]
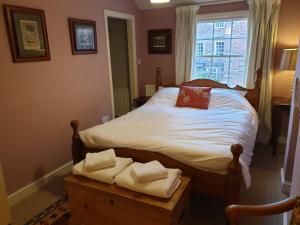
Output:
[{"left": 8, "top": 161, "right": 73, "bottom": 207}]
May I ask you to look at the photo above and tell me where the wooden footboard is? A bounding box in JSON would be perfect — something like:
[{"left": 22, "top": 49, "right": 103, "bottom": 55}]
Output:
[{"left": 70, "top": 120, "right": 243, "bottom": 205}]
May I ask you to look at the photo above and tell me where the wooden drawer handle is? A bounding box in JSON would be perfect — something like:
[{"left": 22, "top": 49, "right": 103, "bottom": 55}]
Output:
[
  {"left": 84, "top": 203, "right": 88, "bottom": 209},
  {"left": 110, "top": 199, "right": 115, "bottom": 205}
]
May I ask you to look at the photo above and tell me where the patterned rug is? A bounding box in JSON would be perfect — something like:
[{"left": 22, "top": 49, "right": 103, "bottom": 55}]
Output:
[{"left": 24, "top": 196, "right": 69, "bottom": 225}]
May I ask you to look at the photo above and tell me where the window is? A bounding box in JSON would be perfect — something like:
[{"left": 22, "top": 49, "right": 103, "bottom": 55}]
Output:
[
  {"left": 196, "top": 42, "right": 204, "bottom": 56},
  {"left": 215, "top": 41, "right": 224, "bottom": 55},
  {"left": 215, "top": 21, "right": 225, "bottom": 29},
  {"left": 192, "top": 16, "right": 248, "bottom": 87}
]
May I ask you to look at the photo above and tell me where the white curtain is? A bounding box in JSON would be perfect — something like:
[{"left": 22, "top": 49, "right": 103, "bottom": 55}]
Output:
[
  {"left": 246, "top": 0, "right": 282, "bottom": 141},
  {"left": 175, "top": 5, "right": 199, "bottom": 85}
]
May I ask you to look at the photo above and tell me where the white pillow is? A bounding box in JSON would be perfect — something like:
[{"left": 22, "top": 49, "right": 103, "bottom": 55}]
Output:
[{"left": 212, "top": 88, "right": 247, "bottom": 97}]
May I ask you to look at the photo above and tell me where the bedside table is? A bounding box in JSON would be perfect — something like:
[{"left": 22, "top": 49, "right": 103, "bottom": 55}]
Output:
[
  {"left": 271, "top": 97, "right": 291, "bottom": 156},
  {"left": 132, "top": 96, "right": 151, "bottom": 108}
]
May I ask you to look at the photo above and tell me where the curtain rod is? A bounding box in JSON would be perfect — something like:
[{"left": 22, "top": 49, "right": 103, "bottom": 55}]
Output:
[{"left": 177, "top": 0, "right": 246, "bottom": 7}]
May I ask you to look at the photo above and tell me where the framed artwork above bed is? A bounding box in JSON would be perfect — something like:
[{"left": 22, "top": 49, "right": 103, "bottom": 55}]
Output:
[
  {"left": 3, "top": 5, "right": 51, "bottom": 63},
  {"left": 148, "top": 29, "right": 172, "bottom": 54}
]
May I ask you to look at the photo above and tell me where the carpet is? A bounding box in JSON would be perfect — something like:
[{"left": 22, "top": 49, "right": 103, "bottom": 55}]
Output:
[{"left": 24, "top": 196, "right": 69, "bottom": 225}]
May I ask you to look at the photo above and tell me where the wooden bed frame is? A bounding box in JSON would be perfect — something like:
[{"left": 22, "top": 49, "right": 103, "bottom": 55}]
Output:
[{"left": 70, "top": 67, "right": 262, "bottom": 206}]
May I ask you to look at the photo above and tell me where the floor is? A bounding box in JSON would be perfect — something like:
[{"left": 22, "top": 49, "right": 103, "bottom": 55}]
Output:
[
  {"left": 11, "top": 176, "right": 66, "bottom": 225},
  {"left": 190, "top": 144, "right": 287, "bottom": 225},
  {"left": 11, "top": 144, "right": 287, "bottom": 225}
]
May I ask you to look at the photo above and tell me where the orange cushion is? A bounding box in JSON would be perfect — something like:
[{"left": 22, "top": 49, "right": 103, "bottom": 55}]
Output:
[{"left": 175, "top": 86, "right": 212, "bottom": 109}]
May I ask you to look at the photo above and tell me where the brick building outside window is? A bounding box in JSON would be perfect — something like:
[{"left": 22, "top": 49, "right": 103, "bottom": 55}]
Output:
[{"left": 192, "top": 17, "right": 248, "bottom": 87}]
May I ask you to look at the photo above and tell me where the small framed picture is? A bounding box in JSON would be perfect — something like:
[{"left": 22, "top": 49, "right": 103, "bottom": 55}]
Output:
[
  {"left": 148, "top": 29, "right": 172, "bottom": 54},
  {"left": 68, "top": 18, "right": 97, "bottom": 55},
  {"left": 3, "top": 5, "right": 50, "bottom": 63}
]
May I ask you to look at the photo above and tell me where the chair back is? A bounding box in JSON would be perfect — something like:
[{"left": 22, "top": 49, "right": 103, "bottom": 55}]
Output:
[{"left": 226, "top": 196, "right": 300, "bottom": 225}]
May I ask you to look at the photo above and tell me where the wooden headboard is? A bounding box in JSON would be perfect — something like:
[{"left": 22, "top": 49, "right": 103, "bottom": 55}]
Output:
[{"left": 155, "top": 67, "right": 262, "bottom": 112}]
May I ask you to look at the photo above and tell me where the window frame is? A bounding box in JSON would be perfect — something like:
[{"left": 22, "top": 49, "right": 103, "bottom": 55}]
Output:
[{"left": 192, "top": 10, "right": 249, "bottom": 86}]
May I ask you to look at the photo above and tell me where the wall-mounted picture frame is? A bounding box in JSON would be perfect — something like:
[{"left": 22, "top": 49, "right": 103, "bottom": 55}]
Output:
[
  {"left": 148, "top": 29, "right": 172, "bottom": 54},
  {"left": 3, "top": 5, "right": 50, "bottom": 63},
  {"left": 68, "top": 18, "right": 97, "bottom": 55}
]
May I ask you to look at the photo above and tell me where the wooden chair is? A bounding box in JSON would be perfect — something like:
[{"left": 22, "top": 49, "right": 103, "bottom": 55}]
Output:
[{"left": 225, "top": 195, "right": 300, "bottom": 225}]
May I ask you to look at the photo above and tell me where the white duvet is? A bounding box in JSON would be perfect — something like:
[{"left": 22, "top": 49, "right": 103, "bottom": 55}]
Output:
[{"left": 80, "top": 87, "right": 259, "bottom": 188}]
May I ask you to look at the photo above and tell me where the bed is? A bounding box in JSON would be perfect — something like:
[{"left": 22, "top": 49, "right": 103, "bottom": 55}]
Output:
[{"left": 70, "top": 67, "right": 262, "bottom": 205}]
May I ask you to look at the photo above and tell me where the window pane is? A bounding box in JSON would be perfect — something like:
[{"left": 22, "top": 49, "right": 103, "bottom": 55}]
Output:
[
  {"left": 229, "top": 57, "right": 246, "bottom": 86},
  {"left": 214, "top": 21, "right": 232, "bottom": 39},
  {"left": 197, "top": 22, "right": 213, "bottom": 39},
  {"left": 202, "top": 40, "right": 213, "bottom": 56},
  {"left": 232, "top": 19, "right": 247, "bottom": 38},
  {"left": 193, "top": 57, "right": 211, "bottom": 79},
  {"left": 231, "top": 38, "right": 247, "bottom": 55},
  {"left": 212, "top": 57, "right": 229, "bottom": 82}
]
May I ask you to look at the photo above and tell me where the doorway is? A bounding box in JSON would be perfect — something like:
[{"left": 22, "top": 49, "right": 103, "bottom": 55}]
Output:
[
  {"left": 104, "top": 10, "right": 138, "bottom": 118},
  {"left": 108, "top": 17, "right": 131, "bottom": 117}
]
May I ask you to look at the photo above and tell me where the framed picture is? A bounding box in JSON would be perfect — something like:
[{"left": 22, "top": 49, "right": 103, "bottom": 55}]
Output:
[
  {"left": 68, "top": 18, "right": 97, "bottom": 55},
  {"left": 148, "top": 29, "right": 172, "bottom": 54},
  {"left": 3, "top": 5, "right": 50, "bottom": 63}
]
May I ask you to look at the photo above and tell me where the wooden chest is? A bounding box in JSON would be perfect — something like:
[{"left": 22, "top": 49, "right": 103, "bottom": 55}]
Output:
[{"left": 65, "top": 175, "right": 191, "bottom": 225}]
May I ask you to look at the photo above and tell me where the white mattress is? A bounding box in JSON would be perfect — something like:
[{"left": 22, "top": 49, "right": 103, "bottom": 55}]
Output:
[{"left": 80, "top": 87, "right": 259, "bottom": 188}]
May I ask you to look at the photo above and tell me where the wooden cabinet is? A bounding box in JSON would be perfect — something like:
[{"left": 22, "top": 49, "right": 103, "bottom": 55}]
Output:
[
  {"left": 271, "top": 97, "right": 291, "bottom": 155},
  {"left": 65, "top": 175, "right": 191, "bottom": 225}
]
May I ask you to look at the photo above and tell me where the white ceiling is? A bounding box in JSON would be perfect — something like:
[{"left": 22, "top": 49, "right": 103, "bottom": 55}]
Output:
[{"left": 134, "top": 0, "right": 236, "bottom": 10}]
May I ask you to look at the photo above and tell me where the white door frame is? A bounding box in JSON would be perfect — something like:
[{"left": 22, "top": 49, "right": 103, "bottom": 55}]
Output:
[{"left": 104, "top": 9, "right": 138, "bottom": 119}]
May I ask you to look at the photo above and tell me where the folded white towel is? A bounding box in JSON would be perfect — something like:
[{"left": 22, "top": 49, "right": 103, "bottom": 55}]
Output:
[
  {"left": 84, "top": 149, "right": 116, "bottom": 171},
  {"left": 115, "top": 162, "right": 182, "bottom": 198},
  {"left": 131, "top": 160, "right": 168, "bottom": 183},
  {"left": 73, "top": 157, "right": 133, "bottom": 184}
]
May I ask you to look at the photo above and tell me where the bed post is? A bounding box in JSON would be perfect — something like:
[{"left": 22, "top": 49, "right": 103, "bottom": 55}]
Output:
[
  {"left": 155, "top": 67, "right": 162, "bottom": 91},
  {"left": 70, "top": 120, "right": 83, "bottom": 164},
  {"left": 227, "top": 144, "right": 243, "bottom": 205}
]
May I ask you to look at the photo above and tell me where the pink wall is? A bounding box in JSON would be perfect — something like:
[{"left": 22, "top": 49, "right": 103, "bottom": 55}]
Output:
[
  {"left": 273, "top": 0, "right": 300, "bottom": 97},
  {"left": 0, "top": 0, "right": 141, "bottom": 194},
  {"left": 139, "top": 7, "right": 176, "bottom": 95}
]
